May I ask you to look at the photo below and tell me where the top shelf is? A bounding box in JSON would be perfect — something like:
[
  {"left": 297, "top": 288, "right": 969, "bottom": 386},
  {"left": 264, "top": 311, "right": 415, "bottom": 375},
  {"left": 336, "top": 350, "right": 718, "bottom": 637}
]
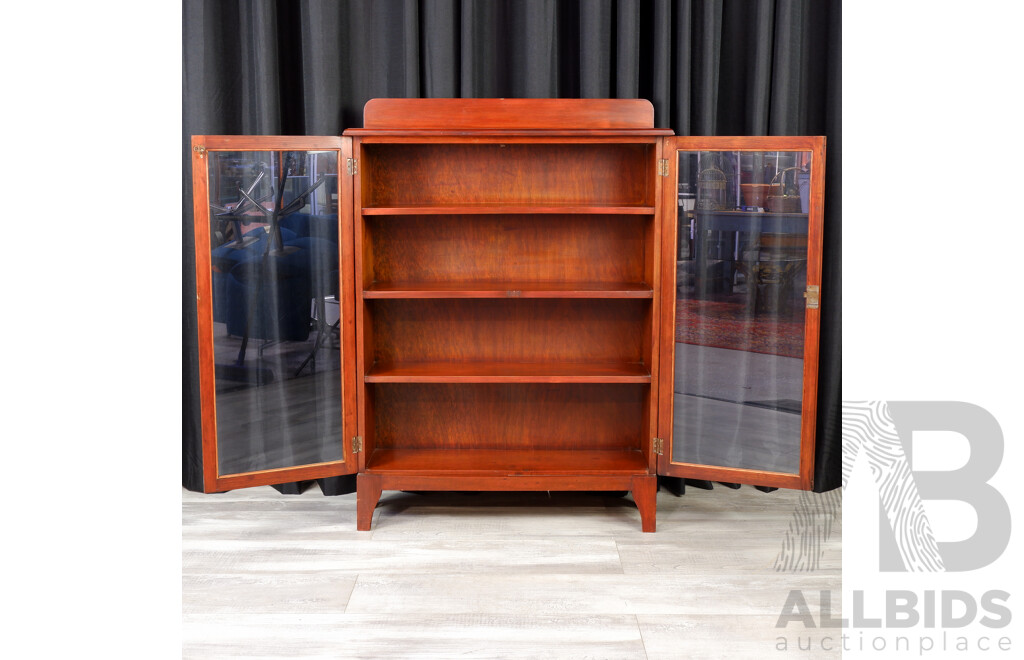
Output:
[{"left": 363, "top": 204, "right": 656, "bottom": 216}]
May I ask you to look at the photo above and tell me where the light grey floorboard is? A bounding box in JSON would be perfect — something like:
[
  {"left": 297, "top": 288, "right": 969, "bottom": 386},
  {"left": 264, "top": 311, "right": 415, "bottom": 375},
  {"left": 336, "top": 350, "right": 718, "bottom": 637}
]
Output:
[
  {"left": 182, "top": 572, "right": 358, "bottom": 619},
  {"left": 344, "top": 571, "right": 838, "bottom": 616},
  {"left": 183, "top": 614, "right": 648, "bottom": 660},
  {"left": 638, "top": 614, "right": 841, "bottom": 660},
  {"left": 183, "top": 484, "right": 841, "bottom": 658}
]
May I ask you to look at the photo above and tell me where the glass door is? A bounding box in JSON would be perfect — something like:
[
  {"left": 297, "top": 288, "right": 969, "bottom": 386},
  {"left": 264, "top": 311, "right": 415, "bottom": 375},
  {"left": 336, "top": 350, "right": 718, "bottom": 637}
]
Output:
[
  {"left": 657, "top": 137, "right": 825, "bottom": 489},
  {"left": 191, "top": 136, "right": 358, "bottom": 491}
]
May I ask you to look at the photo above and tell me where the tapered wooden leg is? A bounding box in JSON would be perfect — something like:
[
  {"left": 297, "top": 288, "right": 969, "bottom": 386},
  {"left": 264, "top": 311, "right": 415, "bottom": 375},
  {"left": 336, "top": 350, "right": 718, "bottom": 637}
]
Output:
[
  {"left": 631, "top": 475, "right": 657, "bottom": 533},
  {"left": 357, "top": 473, "right": 382, "bottom": 531}
]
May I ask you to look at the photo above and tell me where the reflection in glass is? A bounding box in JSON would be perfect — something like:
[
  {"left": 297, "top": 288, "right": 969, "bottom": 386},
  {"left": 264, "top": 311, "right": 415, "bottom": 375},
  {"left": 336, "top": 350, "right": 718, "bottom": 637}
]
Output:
[
  {"left": 673, "top": 150, "right": 810, "bottom": 474},
  {"left": 207, "top": 150, "right": 343, "bottom": 476}
]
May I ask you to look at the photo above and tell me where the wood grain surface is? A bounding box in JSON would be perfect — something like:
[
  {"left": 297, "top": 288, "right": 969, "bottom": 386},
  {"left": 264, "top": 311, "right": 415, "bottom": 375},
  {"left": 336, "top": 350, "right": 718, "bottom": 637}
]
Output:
[
  {"left": 361, "top": 143, "right": 654, "bottom": 207},
  {"left": 369, "top": 299, "right": 648, "bottom": 365},
  {"left": 372, "top": 383, "right": 645, "bottom": 450},
  {"left": 360, "top": 98, "right": 657, "bottom": 130},
  {"left": 365, "top": 213, "right": 650, "bottom": 285}
]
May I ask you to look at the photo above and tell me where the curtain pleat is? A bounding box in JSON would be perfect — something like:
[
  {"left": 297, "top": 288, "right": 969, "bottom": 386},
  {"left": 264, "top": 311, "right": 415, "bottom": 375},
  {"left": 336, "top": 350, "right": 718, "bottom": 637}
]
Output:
[
  {"left": 183, "top": 0, "right": 842, "bottom": 494},
  {"left": 670, "top": 1, "right": 693, "bottom": 134},
  {"left": 579, "top": 0, "right": 612, "bottom": 98},
  {"left": 297, "top": 1, "right": 344, "bottom": 134},
  {"left": 238, "top": 0, "right": 282, "bottom": 134},
  {"left": 422, "top": 0, "right": 460, "bottom": 96},
  {"left": 649, "top": 0, "right": 673, "bottom": 128},
  {"left": 614, "top": 0, "right": 640, "bottom": 98}
]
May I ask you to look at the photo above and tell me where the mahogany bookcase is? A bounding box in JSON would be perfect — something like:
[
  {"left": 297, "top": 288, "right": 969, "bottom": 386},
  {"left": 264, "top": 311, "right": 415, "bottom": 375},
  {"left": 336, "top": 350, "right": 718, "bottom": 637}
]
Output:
[{"left": 190, "top": 99, "right": 826, "bottom": 532}]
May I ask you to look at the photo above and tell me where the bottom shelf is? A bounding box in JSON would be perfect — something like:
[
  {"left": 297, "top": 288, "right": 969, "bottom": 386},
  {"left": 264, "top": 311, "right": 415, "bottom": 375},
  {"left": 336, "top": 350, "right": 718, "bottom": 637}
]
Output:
[{"left": 365, "top": 448, "right": 650, "bottom": 476}]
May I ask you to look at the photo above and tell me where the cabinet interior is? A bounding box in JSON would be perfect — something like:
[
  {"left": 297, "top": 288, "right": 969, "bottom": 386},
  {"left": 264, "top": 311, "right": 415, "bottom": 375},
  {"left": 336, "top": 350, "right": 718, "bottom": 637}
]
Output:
[{"left": 357, "top": 140, "right": 658, "bottom": 474}]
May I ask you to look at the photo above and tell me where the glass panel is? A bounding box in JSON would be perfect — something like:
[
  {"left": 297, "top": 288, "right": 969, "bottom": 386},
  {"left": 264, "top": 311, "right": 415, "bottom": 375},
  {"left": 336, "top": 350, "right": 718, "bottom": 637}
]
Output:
[
  {"left": 207, "top": 150, "right": 343, "bottom": 476},
  {"left": 672, "top": 150, "right": 810, "bottom": 474}
]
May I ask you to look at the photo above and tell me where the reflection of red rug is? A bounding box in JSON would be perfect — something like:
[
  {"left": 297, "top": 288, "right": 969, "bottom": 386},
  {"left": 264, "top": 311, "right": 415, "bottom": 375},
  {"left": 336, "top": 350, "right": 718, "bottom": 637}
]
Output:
[{"left": 676, "top": 298, "right": 804, "bottom": 358}]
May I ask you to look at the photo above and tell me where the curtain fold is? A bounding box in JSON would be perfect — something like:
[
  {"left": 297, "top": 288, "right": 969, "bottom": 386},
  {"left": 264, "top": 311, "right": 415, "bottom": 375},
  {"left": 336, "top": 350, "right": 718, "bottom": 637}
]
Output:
[
  {"left": 615, "top": 0, "right": 640, "bottom": 98},
  {"left": 422, "top": 0, "right": 460, "bottom": 96},
  {"left": 183, "top": 0, "right": 841, "bottom": 493}
]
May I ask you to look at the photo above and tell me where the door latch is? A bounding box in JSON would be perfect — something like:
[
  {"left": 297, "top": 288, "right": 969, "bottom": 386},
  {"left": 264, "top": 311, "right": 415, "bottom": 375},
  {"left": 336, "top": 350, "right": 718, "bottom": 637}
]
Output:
[{"left": 804, "top": 285, "right": 820, "bottom": 309}]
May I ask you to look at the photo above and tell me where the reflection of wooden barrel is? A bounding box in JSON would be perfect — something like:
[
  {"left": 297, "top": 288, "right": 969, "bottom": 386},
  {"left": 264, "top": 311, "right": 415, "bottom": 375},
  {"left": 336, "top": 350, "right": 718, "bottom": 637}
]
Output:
[{"left": 741, "top": 183, "right": 770, "bottom": 207}]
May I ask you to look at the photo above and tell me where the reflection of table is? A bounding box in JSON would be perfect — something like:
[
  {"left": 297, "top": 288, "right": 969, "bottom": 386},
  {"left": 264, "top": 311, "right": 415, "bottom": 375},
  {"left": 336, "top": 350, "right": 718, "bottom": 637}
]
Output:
[
  {"left": 695, "top": 209, "right": 808, "bottom": 234},
  {"left": 691, "top": 210, "right": 809, "bottom": 309}
]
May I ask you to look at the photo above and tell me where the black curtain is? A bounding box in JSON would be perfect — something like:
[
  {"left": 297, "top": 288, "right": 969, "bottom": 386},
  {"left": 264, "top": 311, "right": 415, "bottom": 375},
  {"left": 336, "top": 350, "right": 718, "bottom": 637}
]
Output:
[{"left": 183, "top": 0, "right": 841, "bottom": 493}]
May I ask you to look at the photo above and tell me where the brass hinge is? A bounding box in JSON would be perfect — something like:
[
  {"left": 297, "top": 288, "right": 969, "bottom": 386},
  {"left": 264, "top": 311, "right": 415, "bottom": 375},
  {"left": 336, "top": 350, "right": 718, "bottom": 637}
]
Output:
[
  {"left": 657, "top": 159, "right": 669, "bottom": 177},
  {"left": 804, "top": 285, "right": 820, "bottom": 309},
  {"left": 352, "top": 436, "right": 363, "bottom": 454},
  {"left": 346, "top": 157, "right": 358, "bottom": 176},
  {"left": 193, "top": 145, "right": 206, "bottom": 158},
  {"left": 653, "top": 437, "right": 664, "bottom": 455}
]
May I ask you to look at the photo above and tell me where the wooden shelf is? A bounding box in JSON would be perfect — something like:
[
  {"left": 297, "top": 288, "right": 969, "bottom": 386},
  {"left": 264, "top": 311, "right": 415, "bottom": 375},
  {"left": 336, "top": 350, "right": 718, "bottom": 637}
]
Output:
[
  {"left": 365, "top": 360, "right": 652, "bottom": 383},
  {"left": 365, "top": 214, "right": 649, "bottom": 286},
  {"left": 364, "top": 281, "right": 653, "bottom": 299},
  {"left": 365, "top": 448, "right": 650, "bottom": 475},
  {"left": 362, "top": 205, "right": 656, "bottom": 215}
]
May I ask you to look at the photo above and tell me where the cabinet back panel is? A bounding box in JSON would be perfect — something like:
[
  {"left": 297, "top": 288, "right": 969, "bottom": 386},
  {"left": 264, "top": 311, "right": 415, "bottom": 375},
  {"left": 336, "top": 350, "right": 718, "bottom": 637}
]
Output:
[
  {"left": 374, "top": 383, "right": 644, "bottom": 450},
  {"left": 367, "top": 214, "right": 647, "bottom": 284},
  {"left": 362, "top": 144, "right": 652, "bottom": 207},
  {"left": 371, "top": 299, "right": 647, "bottom": 364}
]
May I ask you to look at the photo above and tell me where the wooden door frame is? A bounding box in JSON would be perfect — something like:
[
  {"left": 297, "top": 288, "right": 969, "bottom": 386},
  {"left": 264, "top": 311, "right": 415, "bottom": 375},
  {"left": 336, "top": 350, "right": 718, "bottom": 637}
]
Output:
[
  {"left": 656, "top": 136, "right": 826, "bottom": 490},
  {"left": 191, "top": 135, "right": 359, "bottom": 492}
]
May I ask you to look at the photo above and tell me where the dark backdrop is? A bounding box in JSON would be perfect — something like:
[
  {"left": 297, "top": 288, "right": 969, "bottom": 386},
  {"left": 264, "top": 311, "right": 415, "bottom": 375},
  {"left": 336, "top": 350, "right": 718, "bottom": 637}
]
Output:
[{"left": 183, "top": 0, "right": 841, "bottom": 494}]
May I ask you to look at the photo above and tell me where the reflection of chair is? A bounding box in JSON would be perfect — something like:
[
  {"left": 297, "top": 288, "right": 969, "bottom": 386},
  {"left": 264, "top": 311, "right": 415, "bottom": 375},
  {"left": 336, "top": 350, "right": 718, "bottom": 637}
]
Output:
[
  {"left": 280, "top": 213, "right": 338, "bottom": 244},
  {"left": 213, "top": 215, "right": 339, "bottom": 377},
  {"left": 211, "top": 226, "right": 297, "bottom": 324},
  {"left": 224, "top": 240, "right": 317, "bottom": 342},
  {"left": 212, "top": 163, "right": 335, "bottom": 384}
]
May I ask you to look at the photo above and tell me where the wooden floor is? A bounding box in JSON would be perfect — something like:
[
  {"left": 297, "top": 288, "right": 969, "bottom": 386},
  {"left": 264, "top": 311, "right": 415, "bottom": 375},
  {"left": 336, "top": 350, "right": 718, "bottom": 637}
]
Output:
[{"left": 183, "top": 485, "right": 841, "bottom": 659}]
